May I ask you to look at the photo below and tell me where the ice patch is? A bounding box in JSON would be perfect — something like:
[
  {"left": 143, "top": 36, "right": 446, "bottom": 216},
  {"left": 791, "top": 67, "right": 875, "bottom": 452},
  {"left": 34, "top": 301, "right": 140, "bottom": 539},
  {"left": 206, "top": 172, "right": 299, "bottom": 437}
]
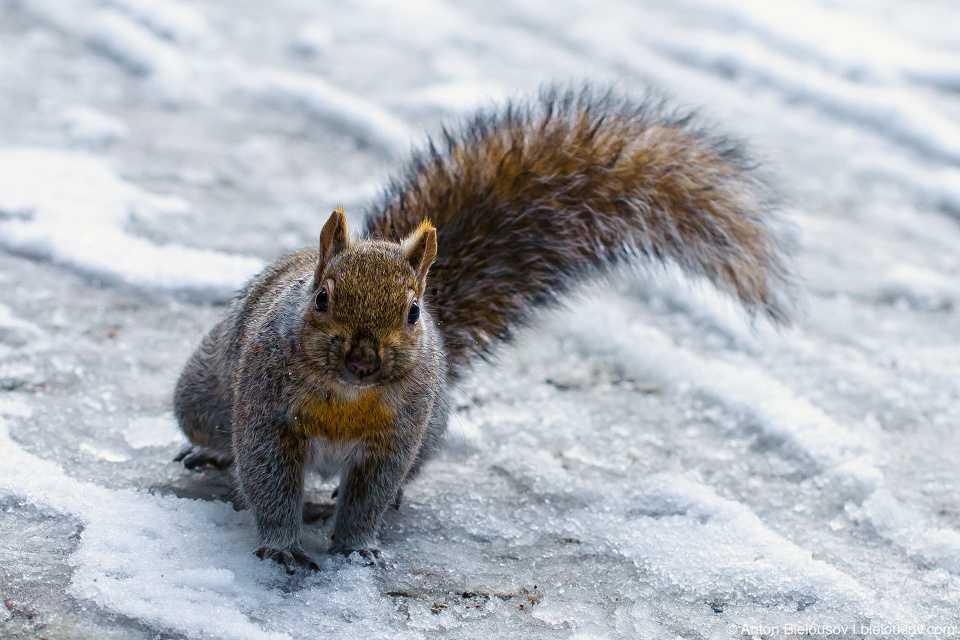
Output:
[
  {"left": 123, "top": 414, "right": 184, "bottom": 449},
  {"left": 0, "top": 148, "right": 263, "bottom": 300}
]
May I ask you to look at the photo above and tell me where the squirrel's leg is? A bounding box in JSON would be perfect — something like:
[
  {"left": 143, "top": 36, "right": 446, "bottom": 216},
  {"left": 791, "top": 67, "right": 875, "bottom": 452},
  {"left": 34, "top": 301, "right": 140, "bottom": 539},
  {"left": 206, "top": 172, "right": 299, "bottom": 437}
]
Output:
[
  {"left": 174, "top": 328, "right": 235, "bottom": 469},
  {"left": 329, "top": 431, "right": 422, "bottom": 561},
  {"left": 232, "top": 352, "right": 319, "bottom": 574},
  {"left": 235, "top": 424, "right": 318, "bottom": 573}
]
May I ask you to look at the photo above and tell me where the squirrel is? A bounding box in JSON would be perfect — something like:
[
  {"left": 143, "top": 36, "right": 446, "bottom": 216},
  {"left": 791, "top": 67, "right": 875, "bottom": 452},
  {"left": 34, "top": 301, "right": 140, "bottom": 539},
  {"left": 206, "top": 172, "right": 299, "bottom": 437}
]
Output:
[{"left": 173, "top": 85, "right": 791, "bottom": 573}]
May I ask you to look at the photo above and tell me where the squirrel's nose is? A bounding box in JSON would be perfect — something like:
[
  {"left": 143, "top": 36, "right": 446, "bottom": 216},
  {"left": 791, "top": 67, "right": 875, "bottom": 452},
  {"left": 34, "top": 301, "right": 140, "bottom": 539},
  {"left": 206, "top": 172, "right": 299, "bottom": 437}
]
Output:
[{"left": 345, "top": 345, "right": 381, "bottom": 378}]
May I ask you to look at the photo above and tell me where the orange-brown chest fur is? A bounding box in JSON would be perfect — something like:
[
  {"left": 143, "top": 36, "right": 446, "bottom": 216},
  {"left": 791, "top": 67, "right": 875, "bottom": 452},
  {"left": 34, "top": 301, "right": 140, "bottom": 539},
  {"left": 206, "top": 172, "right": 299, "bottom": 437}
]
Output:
[{"left": 291, "top": 390, "right": 395, "bottom": 441}]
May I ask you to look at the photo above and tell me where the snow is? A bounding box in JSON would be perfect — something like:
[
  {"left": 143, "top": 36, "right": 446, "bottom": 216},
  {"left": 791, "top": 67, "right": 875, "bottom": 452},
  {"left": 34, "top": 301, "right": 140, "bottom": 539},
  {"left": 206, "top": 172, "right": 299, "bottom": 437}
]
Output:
[
  {"left": 0, "top": 148, "right": 263, "bottom": 300},
  {"left": 648, "top": 28, "right": 960, "bottom": 163},
  {"left": 1, "top": 0, "right": 959, "bottom": 638},
  {"left": 61, "top": 106, "right": 129, "bottom": 147},
  {"left": 123, "top": 414, "right": 184, "bottom": 449},
  {"left": 398, "top": 81, "right": 510, "bottom": 114},
  {"left": 695, "top": 0, "right": 960, "bottom": 90},
  {"left": 291, "top": 23, "right": 334, "bottom": 58},
  {"left": 18, "top": 0, "right": 416, "bottom": 150},
  {"left": 562, "top": 298, "right": 878, "bottom": 493},
  {"left": 238, "top": 68, "right": 414, "bottom": 155},
  {"left": 102, "top": 0, "right": 212, "bottom": 46}
]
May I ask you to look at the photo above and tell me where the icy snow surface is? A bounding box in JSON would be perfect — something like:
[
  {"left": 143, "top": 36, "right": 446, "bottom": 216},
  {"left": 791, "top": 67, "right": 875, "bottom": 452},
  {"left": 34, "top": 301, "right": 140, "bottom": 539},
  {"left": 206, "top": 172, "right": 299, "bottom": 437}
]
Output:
[{"left": 1, "top": 0, "right": 959, "bottom": 638}]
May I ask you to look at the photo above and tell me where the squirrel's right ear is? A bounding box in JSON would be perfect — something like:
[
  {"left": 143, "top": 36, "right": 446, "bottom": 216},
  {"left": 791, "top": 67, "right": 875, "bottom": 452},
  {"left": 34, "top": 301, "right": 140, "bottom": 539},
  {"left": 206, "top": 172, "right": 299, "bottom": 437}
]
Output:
[
  {"left": 401, "top": 220, "right": 437, "bottom": 289},
  {"left": 317, "top": 207, "right": 350, "bottom": 276}
]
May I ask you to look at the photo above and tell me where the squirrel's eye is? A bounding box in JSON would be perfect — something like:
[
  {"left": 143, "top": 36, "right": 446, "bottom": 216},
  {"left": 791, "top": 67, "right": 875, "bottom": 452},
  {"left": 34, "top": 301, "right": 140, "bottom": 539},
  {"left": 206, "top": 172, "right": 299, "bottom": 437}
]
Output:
[
  {"left": 407, "top": 301, "right": 420, "bottom": 325},
  {"left": 315, "top": 288, "right": 328, "bottom": 312}
]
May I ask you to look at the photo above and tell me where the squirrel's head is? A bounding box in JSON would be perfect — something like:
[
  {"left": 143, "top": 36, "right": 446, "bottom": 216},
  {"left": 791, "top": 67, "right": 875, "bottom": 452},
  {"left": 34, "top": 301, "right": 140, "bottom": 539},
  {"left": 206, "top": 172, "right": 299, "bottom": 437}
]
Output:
[{"left": 302, "top": 208, "right": 437, "bottom": 391}]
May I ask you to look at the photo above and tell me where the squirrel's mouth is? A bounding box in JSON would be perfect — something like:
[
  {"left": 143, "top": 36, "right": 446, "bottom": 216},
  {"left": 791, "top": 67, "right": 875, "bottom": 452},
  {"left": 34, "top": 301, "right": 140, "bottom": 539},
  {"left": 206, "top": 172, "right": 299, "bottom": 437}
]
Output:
[{"left": 335, "top": 370, "right": 380, "bottom": 389}]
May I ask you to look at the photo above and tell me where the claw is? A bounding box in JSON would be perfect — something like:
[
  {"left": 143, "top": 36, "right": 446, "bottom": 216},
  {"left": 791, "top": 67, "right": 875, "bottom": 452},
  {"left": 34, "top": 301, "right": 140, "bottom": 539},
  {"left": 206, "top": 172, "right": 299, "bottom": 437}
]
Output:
[
  {"left": 330, "top": 546, "right": 384, "bottom": 566},
  {"left": 255, "top": 545, "right": 320, "bottom": 573},
  {"left": 291, "top": 547, "right": 321, "bottom": 571},
  {"left": 351, "top": 548, "right": 384, "bottom": 566},
  {"left": 176, "top": 445, "right": 233, "bottom": 470}
]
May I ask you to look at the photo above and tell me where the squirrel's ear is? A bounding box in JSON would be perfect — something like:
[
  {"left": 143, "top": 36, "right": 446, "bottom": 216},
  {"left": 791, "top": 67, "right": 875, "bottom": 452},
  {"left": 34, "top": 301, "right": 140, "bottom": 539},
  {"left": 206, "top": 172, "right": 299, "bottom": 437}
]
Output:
[
  {"left": 401, "top": 221, "right": 437, "bottom": 287},
  {"left": 318, "top": 207, "right": 350, "bottom": 272}
]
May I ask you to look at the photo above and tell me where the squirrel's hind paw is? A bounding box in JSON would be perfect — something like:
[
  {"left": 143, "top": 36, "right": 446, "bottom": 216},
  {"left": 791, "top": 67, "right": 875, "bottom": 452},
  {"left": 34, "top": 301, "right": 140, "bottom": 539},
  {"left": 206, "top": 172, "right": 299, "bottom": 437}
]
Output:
[
  {"left": 331, "top": 547, "right": 385, "bottom": 567},
  {"left": 175, "top": 444, "right": 233, "bottom": 470},
  {"left": 255, "top": 545, "right": 320, "bottom": 574}
]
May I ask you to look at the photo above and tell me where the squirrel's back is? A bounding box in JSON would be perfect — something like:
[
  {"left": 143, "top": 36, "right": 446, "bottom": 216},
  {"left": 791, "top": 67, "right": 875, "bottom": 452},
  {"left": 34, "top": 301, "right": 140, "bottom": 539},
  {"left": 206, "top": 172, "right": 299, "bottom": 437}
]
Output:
[{"left": 364, "top": 85, "right": 791, "bottom": 381}]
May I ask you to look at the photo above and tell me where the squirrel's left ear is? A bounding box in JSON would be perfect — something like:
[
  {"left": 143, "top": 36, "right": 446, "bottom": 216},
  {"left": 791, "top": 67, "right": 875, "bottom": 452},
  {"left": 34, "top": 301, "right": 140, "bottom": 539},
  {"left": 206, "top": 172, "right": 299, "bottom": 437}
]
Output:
[
  {"left": 316, "top": 207, "right": 350, "bottom": 279},
  {"left": 401, "top": 220, "right": 437, "bottom": 288}
]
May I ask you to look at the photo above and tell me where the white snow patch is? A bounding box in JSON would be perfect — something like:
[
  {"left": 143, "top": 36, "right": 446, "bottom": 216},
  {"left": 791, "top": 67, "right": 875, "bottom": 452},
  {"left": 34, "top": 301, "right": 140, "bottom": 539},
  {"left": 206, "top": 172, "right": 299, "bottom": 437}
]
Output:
[
  {"left": 643, "top": 27, "right": 960, "bottom": 163},
  {"left": 0, "top": 396, "right": 33, "bottom": 418},
  {"left": 850, "top": 490, "right": 960, "bottom": 575},
  {"left": 0, "top": 148, "right": 263, "bottom": 300},
  {"left": 62, "top": 106, "right": 129, "bottom": 146},
  {"left": 522, "top": 0, "right": 960, "bottom": 162},
  {"left": 234, "top": 68, "right": 414, "bottom": 155},
  {"left": 123, "top": 414, "right": 184, "bottom": 449},
  {"left": 399, "top": 81, "right": 509, "bottom": 114},
  {"left": 877, "top": 264, "right": 960, "bottom": 310},
  {"left": 856, "top": 155, "right": 960, "bottom": 218},
  {"left": 291, "top": 22, "right": 334, "bottom": 57},
  {"left": 694, "top": 0, "right": 960, "bottom": 91},
  {"left": 627, "top": 263, "right": 781, "bottom": 353},
  {"left": 0, "top": 361, "right": 42, "bottom": 387},
  {"left": 595, "top": 474, "right": 875, "bottom": 613},
  {"left": 79, "top": 441, "right": 132, "bottom": 463},
  {"left": 0, "top": 303, "right": 42, "bottom": 336},
  {"left": 102, "top": 0, "right": 212, "bottom": 46},
  {"left": 21, "top": 0, "right": 200, "bottom": 102}
]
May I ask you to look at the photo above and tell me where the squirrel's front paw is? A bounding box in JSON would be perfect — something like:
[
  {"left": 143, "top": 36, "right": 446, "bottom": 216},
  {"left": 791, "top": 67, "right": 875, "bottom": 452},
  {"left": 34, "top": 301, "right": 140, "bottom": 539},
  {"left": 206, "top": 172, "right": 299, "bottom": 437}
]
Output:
[
  {"left": 255, "top": 545, "right": 320, "bottom": 574},
  {"left": 329, "top": 546, "right": 384, "bottom": 566}
]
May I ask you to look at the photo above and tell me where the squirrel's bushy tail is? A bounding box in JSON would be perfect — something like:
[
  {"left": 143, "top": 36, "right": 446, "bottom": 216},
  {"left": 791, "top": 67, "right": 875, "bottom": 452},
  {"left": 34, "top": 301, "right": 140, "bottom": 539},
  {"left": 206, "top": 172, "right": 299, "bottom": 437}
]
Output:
[{"left": 364, "top": 85, "right": 792, "bottom": 381}]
